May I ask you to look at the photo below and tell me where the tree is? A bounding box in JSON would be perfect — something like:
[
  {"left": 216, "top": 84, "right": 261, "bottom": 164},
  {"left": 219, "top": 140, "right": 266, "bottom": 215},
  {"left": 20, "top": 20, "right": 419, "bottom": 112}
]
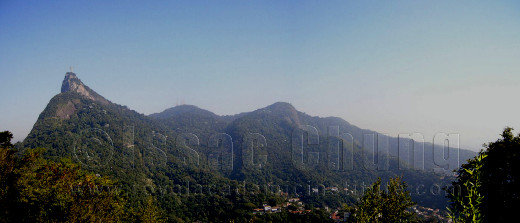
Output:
[
  {"left": 447, "top": 152, "right": 486, "bottom": 222},
  {"left": 1, "top": 147, "right": 128, "bottom": 222},
  {"left": 448, "top": 127, "right": 520, "bottom": 222},
  {"left": 1, "top": 131, "right": 143, "bottom": 222},
  {"left": 0, "top": 131, "right": 18, "bottom": 220},
  {"left": 0, "top": 131, "right": 14, "bottom": 149},
  {"left": 348, "top": 176, "right": 416, "bottom": 222},
  {"left": 136, "top": 197, "right": 167, "bottom": 223},
  {"left": 0, "top": 131, "right": 15, "bottom": 177}
]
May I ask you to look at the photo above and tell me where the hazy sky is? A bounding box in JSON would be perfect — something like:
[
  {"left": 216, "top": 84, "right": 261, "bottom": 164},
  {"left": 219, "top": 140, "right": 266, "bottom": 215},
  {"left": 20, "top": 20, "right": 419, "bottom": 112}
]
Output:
[{"left": 1, "top": 1, "right": 519, "bottom": 151}]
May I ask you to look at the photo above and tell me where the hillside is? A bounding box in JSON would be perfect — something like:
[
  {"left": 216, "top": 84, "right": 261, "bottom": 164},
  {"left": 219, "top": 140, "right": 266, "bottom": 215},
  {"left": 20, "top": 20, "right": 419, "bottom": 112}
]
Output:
[{"left": 21, "top": 71, "right": 477, "bottom": 221}]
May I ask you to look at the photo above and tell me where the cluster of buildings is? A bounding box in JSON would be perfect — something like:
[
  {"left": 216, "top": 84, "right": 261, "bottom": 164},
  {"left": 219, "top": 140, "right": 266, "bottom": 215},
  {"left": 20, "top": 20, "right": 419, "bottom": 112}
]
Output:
[
  {"left": 252, "top": 197, "right": 311, "bottom": 215},
  {"left": 251, "top": 193, "right": 448, "bottom": 222},
  {"left": 411, "top": 206, "right": 448, "bottom": 221},
  {"left": 252, "top": 204, "right": 281, "bottom": 215},
  {"left": 329, "top": 211, "right": 350, "bottom": 222}
]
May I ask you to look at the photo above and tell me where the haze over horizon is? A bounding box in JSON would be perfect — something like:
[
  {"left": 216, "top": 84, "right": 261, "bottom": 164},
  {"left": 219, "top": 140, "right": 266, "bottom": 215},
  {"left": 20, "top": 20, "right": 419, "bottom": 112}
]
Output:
[{"left": 1, "top": 1, "right": 520, "bottom": 151}]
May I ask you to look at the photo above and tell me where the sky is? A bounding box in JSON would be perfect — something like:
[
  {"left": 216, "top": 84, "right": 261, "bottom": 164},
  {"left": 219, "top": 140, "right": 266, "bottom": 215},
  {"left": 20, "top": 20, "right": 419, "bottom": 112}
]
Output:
[{"left": 1, "top": 0, "right": 519, "bottom": 151}]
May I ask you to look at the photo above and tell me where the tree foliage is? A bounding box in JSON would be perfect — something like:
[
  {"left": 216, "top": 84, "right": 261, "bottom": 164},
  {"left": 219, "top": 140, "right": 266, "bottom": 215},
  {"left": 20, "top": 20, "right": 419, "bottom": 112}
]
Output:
[
  {"left": 0, "top": 131, "right": 164, "bottom": 222},
  {"left": 348, "top": 176, "right": 416, "bottom": 222},
  {"left": 447, "top": 153, "right": 486, "bottom": 222},
  {"left": 448, "top": 127, "right": 520, "bottom": 222}
]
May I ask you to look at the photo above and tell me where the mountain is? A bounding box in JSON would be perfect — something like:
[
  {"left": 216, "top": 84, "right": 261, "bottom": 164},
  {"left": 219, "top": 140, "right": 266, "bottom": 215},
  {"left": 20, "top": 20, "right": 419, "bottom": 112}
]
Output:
[
  {"left": 150, "top": 104, "right": 219, "bottom": 119},
  {"left": 61, "top": 72, "right": 110, "bottom": 105},
  {"left": 21, "top": 71, "right": 478, "bottom": 221},
  {"left": 23, "top": 72, "right": 263, "bottom": 221}
]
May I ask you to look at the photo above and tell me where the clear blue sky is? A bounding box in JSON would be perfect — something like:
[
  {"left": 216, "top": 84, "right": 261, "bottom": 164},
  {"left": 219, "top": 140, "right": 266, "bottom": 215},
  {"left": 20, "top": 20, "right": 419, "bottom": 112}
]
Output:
[{"left": 1, "top": 0, "right": 519, "bottom": 151}]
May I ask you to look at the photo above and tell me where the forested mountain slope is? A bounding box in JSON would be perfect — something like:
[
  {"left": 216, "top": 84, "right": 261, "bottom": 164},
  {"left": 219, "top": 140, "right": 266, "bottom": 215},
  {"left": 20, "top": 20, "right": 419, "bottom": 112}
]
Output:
[{"left": 22, "top": 72, "right": 476, "bottom": 221}]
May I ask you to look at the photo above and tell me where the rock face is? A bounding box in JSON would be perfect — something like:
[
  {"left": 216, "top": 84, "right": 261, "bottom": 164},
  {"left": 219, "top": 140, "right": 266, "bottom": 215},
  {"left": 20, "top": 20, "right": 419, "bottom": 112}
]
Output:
[
  {"left": 61, "top": 72, "right": 109, "bottom": 105},
  {"left": 60, "top": 72, "right": 80, "bottom": 93},
  {"left": 55, "top": 100, "right": 76, "bottom": 119}
]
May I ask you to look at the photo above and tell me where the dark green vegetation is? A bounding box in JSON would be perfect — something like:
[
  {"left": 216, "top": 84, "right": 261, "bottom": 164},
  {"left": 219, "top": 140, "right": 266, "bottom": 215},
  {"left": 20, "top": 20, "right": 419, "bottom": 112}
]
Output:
[
  {"left": 10, "top": 72, "right": 478, "bottom": 222},
  {"left": 448, "top": 127, "right": 520, "bottom": 222},
  {"left": 347, "top": 176, "right": 416, "bottom": 222},
  {"left": 1, "top": 131, "right": 164, "bottom": 222}
]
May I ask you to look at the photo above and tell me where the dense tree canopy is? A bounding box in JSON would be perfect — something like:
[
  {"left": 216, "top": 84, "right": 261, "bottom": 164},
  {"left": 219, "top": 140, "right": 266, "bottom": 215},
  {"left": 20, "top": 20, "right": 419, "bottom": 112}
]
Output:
[
  {"left": 0, "top": 131, "right": 163, "bottom": 222},
  {"left": 448, "top": 127, "right": 520, "bottom": 222},
  {"left": 347, "top": 176, "right": 416, "bottom": 222}
]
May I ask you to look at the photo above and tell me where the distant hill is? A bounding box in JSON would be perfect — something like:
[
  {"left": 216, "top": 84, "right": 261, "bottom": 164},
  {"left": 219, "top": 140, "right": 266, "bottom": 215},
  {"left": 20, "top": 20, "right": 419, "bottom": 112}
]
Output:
[
  {"left": 150, "top": 104, "right": 219, "bottom": 119},
  {"left": 22, "top": 71, "right": 477, "bottom": 220}
]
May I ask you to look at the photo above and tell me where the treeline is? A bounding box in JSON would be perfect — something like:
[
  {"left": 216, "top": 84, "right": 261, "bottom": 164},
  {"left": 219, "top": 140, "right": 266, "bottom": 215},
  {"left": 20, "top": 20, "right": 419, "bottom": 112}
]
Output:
[
  {"left": 2, "top": 129, "right": 422, "bottom": 222},
  {"left": 0, "top": 131, "right": 164, "bottom": 223},
  {"left": 3, "top": 130, "right": 335, "bottom": 222}
]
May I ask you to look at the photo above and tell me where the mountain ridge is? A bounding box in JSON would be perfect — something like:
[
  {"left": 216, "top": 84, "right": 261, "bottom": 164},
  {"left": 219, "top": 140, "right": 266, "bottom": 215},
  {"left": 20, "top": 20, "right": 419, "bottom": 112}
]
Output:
[
  {"left": 149, "top": 104, "right": 219, "bottom": 119},
  {"left": 21, "top": 71, "right": 478, "bottom": 214},
  {"left": 31, "top": 72, "right": 476, "bottom": 168}
]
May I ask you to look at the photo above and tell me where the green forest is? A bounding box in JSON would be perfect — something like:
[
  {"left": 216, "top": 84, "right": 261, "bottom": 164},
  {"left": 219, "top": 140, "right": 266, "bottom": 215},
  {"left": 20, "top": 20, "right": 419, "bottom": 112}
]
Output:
[{"left": 4, "top": 127, "right": 519, "bottom": 222}]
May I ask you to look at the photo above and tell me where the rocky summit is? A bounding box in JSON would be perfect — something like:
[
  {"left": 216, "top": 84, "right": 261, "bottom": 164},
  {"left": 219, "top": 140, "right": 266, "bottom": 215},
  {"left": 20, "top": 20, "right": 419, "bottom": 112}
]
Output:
[{"left": 60, "top": 72, "right": 109, "bottom": 105}]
